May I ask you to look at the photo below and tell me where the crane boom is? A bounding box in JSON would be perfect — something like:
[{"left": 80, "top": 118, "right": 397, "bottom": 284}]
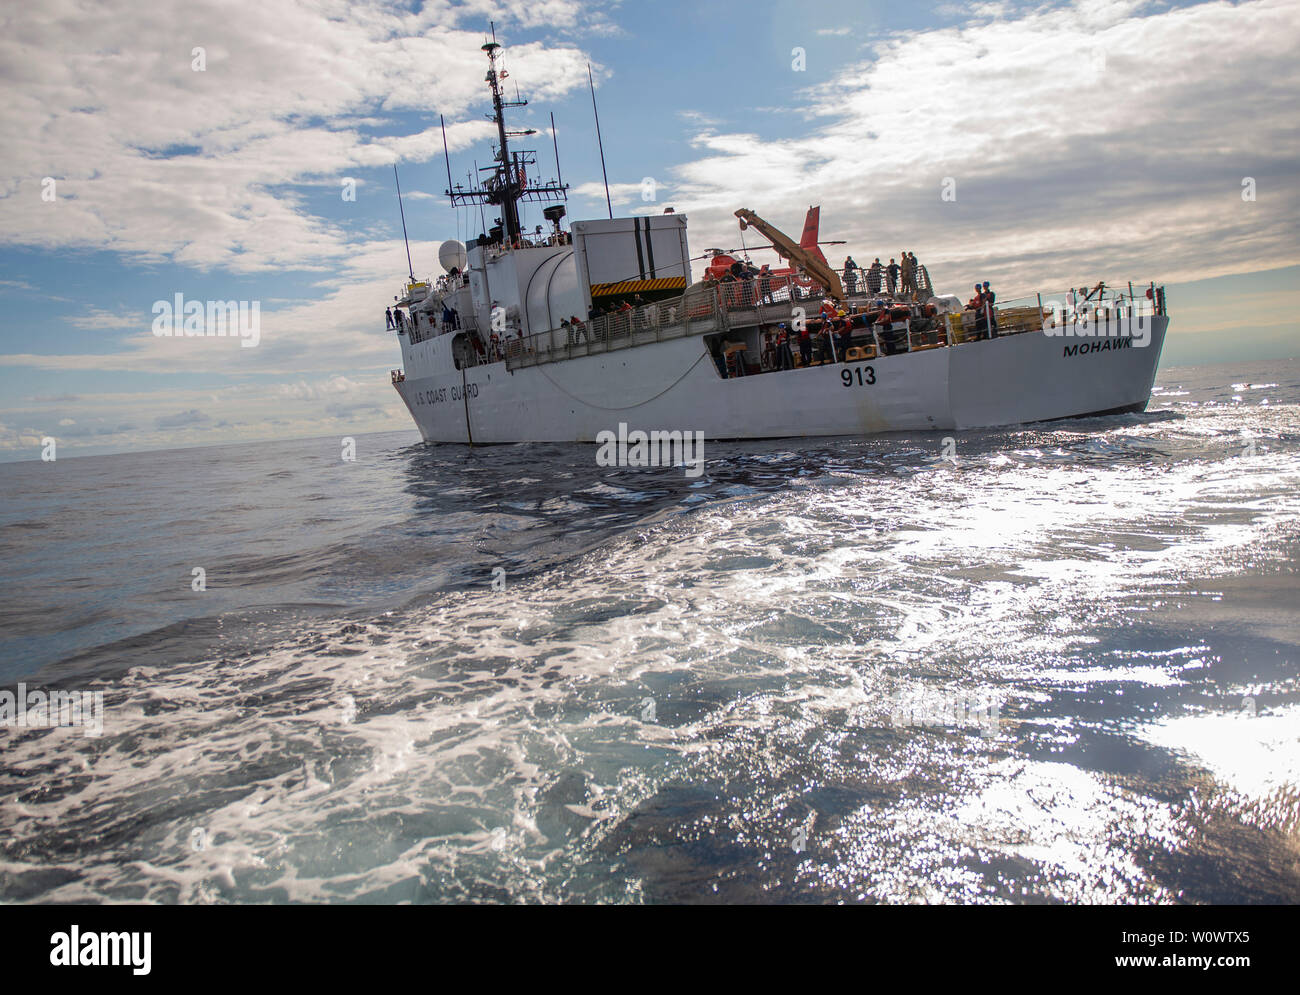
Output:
[{"left": 734, "top": 208, "right": 845, "bottom": 302}]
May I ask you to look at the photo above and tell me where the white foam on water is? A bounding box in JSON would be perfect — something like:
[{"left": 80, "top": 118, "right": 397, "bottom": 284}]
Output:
[{"left": 2, "top": 388, "right": 1297, "bottom": 903}]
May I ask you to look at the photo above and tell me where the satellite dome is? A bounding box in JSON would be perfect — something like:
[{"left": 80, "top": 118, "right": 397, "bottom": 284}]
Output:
[{"left": 438, "top": 239, "right": 468, "bottom": 273}]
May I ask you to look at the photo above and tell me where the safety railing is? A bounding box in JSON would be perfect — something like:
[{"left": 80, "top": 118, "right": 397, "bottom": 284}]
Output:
[
  {"left": 482, "top": 233, "right": 573, "bottom": 260},
  {"left": 433, "top": 273, "right": 468, "bottom": 296},
  {"left": 837, "top": 263, "right": 934, "bottom": 299},
  {"left": 500, "top": 280, "right": 1167, "bottom": 370},
  {"left": 946, "top": 285, "right": 1166, "bottom": 344},
  {"left": 505, "top": 283, "right": 729, "bottom": 371},
  {"left": 708, "top": 266, "right": 937, "bottom": 314},
  {"left": 1038, "top": 286, "right": 1165, "bottom": 324}
]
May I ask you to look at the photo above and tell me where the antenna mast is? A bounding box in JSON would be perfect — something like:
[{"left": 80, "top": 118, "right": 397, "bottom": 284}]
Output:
[
  {"left": 393, "top": 163, "right": 414, "bottom": 282},
  {"left": 443, "top": 23, "right": 568, "bottom": 247},
  {"left": 588, "top": 63, "right": 613, "bottom": 220}
]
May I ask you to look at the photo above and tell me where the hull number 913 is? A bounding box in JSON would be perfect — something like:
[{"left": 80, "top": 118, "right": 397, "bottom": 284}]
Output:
[{"left": 840, "top": 365, "right": 876, "bottom": 387}]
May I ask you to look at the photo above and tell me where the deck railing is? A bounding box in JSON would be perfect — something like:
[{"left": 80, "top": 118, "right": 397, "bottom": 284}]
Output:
[
  {"left": 946, "top": 287, "right": 1166, "bottom": 344},
  {"left": 498, "top": 278, "right": 1166, "bottom": 370},
  {"left": 708, "top": 267, "right": 935, "bottom": 310},
  {"left": 504, "top": 284, "right": 729, "bottom": 370}
]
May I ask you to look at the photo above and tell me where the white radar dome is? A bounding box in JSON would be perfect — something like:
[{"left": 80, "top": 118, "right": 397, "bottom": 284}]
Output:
[{"left": 438, "top": 239, "right": 468, "bottom": 273}]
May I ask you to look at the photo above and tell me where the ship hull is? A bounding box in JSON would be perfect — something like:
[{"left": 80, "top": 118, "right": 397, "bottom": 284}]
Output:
[{"left": 394, "top": 317, "right": 1168, "bottom": 443}]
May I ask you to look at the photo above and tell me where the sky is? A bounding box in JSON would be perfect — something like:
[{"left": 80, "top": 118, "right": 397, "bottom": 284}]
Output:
[{"left": 0, "top": 0, "right": 1296, "bottom": 460}]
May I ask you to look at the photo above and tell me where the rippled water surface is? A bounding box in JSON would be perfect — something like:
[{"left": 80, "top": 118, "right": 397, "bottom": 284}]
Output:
[{"left": 1, "top": 359, "right": 1297, "bottom": 903}]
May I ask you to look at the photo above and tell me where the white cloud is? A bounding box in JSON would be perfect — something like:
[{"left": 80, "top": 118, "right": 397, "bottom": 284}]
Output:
[
  {"left": 572, "top": 180, "right": 664, "bottom": 206},
  {"left": 65, "top": 308, "right": 143, "bottom": 330},
  {"left": 0, "top": 0, "right": 597, "bottom": 273},
  {"left": 155, "top": 408, "right": 211, "bottom": 428},
  {"left": 0, "top": 237, "right": 440, "bottom": 380},
  {"left": 661, "top": 0, "right": 1300, "bottom": 295}
]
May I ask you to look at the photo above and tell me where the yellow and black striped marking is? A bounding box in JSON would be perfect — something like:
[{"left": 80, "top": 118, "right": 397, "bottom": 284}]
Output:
[{"left": 590, "top": 277, "right": 687, "bottom": 298}]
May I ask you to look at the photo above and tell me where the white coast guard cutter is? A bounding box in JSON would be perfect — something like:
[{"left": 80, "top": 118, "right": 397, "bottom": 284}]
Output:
[{"left": 386, "top": 38, "right": 1169, "bottom": 445}]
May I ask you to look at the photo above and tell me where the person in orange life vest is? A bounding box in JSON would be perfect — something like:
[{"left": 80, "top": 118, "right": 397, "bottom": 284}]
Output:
[
  {"left": 817, "top": 310, "right": 841, "bottom": 364},
  {"left": 837, "top": 313, "right": 854, "bottom": 359},
  {"left": 775, "top": 323, "right": 794, "bottom": 370},
  {"left": 814, "top": 302, "right": 834, "bottom": 362},
  {"left": 874, "top": 300, "right": 897, "bottom": 354},
  {"left": 569, "top": 314, "right": 587, "bottom": 344},
  {"left": 797, "top": 320, "right": 812, "bottom": 366}
]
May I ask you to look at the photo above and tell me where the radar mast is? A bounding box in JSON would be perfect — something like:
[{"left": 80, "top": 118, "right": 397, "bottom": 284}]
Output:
[{"left": 443, "top": 23, "right": 569, "bottom": 247}]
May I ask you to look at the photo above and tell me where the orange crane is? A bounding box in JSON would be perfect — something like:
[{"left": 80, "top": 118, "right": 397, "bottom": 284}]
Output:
[{"left": 734, "top": 207, "right": 845, "bottom": 302}]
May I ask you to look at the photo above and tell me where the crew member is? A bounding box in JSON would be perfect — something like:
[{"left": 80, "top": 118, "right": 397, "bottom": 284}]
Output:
[
  {"left": 982, "top": 281, "right": 998, "bottom": 337},
  {"left": 837, "top": 313, "right": 854, "bottom": 359},
  {"left": 868, "top": 258, "right": 883, "bottom": 295},
  {"left": 570, "top": 315, "right": 587, "bottom": 344},
  {"left": 777, "top": 323, "right": 794, "bottom": 370},
  {"left": 966, "top": 284, "right": 987, "bottom": 338},
  {"left": 874, "top": 303, "right": 896, "bottom": 354}
]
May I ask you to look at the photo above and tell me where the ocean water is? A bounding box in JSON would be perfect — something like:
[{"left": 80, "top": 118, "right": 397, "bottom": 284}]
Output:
[{"left": 1, "top": 358, "right": 1297, "bottom": 904}]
